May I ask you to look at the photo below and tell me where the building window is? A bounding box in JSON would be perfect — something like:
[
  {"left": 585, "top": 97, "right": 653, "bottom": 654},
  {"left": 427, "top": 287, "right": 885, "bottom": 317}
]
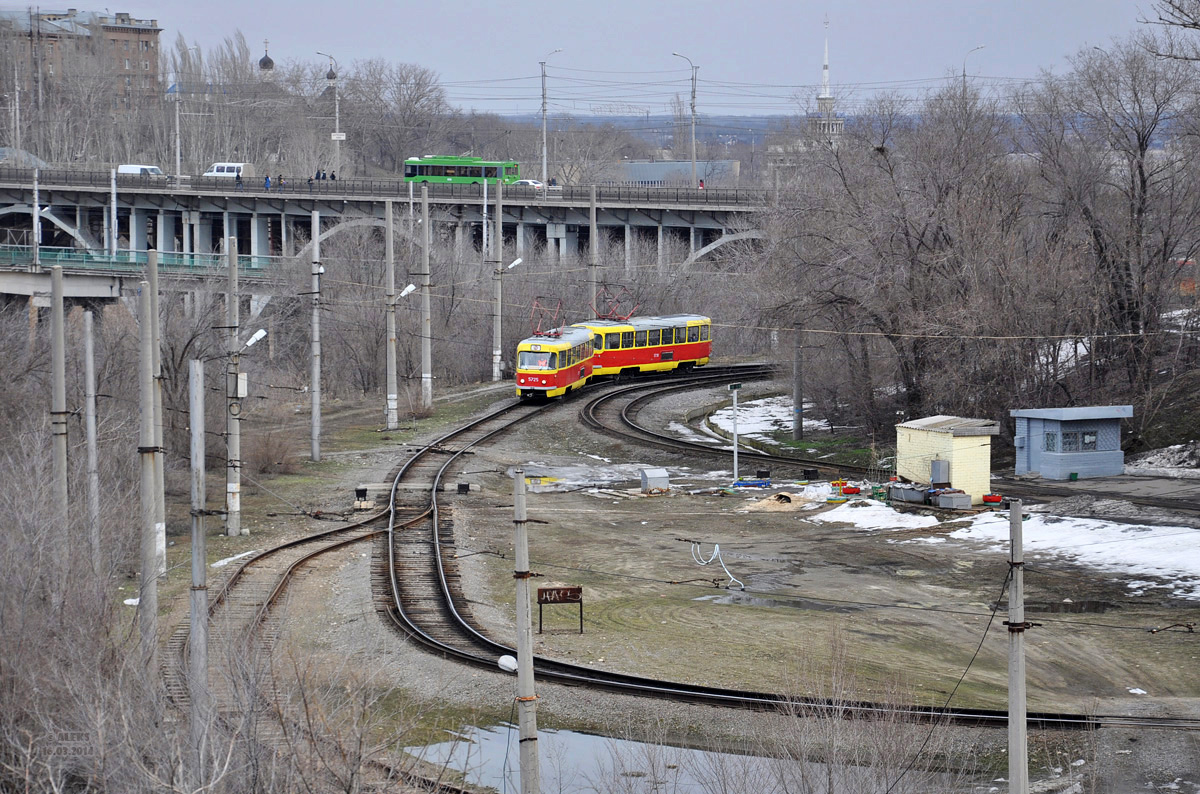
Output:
[
  {"left": 124, "top": 58, "right": 130, "bottom": 69},
  {"left": 1044, "top": 432, "right": 1057, "bottom": 452},
  {"left": 1063, "top": 432, "right": 1080, "bottom": 452},
  {"left": 140, "top": 40, "right": 149, "bottom": 51},
  {"left": 1082, "top": 431, "right": 1097, "bottom": 451},
  {"left": 142, "top": 60, "right": 149, "bottom": 70}
]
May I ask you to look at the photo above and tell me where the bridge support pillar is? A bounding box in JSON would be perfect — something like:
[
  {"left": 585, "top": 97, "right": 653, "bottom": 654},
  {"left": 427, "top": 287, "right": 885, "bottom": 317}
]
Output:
[
  {"left": 156, "top": 211, "right": 177, "bottom": 253},
  {"left": 454, "top": 221, "right": 465, "bottom": 261},
  {"left": 657, "top": 223, "right": 664, "bottom": 272},
  {"left": 181, "top": 212, "right": 192, "bottom": 255},
  {"left": 689, "top": 225, "right": 697, "bottom": 255},
  {"left": 624, "top": 223, "right": 632, "bottom": 272},
  {"left": 222, "top": 212, "right": 232, "bottom": 253},
  {"left": 281, "top": 214, "right": 291, "bottom": 257},
  {"left": 129, "top": 209, "right": 148, "bottom": 253},
  {"left": 251, "top": 213, "right": 269, "bottom": 265},
  {"left": 197, "top": 215, "right": 214, "bottom": 254},
  {"left": 516, "top": 221, "right": 525, "bottom": 256}
]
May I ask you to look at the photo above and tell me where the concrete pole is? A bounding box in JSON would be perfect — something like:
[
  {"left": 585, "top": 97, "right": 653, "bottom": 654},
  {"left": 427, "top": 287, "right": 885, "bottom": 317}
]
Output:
[
  {"left": 512, "top": 469, "right": 541, "bottom": 794},
  {"left": 792, "top": 325, "right": 804, "bottom": 442},
  {"left": 624, "top": 223, "right": 632, "bottom": 273},
  {"left": 138, "top": 283, "right": 158, "bottom": 665},
  {"left": 491, "top": 179, "right": 504, "bottom": 382},
  {"left": 83, "top": 310, "right": 101, "bottom": 575},
  {"left": 589, "top": 185, "right": 598, "bottom": 316},
  {"left": 310, "top": 211, "right": 322, "bottom": 461},
  {"left": 148, "top": 249, "right": 166, "bottom": 576},
  {"left": 385, "top": 200, "right": 399, "bottom": 430},
  {"left": 50, "top": 265, "right": 68, "bottom": 543},
  {"left": 32, "top": 167, "right": 40, "bottom": 270},
  {"left": 174, "top": 97, "right": 181, "bottom": 180},
  {"left": 482, "top": 179, "right": 489, "bottom": 261},
  {"left": 731, "top": 386, "right": 739, "bottom": 483},
  {"left": 420, "top": 186, "right": 432, "bottom": 411},
  {"left": 1008, "top": 499, "right": 1029, "bottom": 794},
  {"left": 225, "top": 238, "right": 242, "bottom": 536},
  {"left": 188, "top": 358, "right": 210, "bottom": 783}
]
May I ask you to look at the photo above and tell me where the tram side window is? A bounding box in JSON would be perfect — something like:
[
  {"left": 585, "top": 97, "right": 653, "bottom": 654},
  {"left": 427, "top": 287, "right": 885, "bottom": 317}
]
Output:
[
  {"left": 594, "top": 334, "right": 603, "bottom": 350},
  {"left": 635, "top": 331, "right": 647, "bottom": 347},
  {"left": 606, "top": 333, "right": 620, "bottom": 349},
  {"left": 700, "top": 324, "right": 709, "bottom": 341},
  {"left": 648, "top": 328, "right": 661, "bottom": 346},
  {"left": 688, "top": 326, "right": 699, "bottom": 343},
  {"left": 621, "top": 331, "right": 634, "bottom": 348},
  {"left": 673, "top": 327, "right": 685, "bottom": 344}
]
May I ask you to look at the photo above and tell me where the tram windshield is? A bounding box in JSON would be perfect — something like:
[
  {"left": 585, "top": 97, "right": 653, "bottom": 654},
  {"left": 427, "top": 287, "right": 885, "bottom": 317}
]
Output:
[{"left": 518, "top": 351, "right": 557, "bottom": 370}]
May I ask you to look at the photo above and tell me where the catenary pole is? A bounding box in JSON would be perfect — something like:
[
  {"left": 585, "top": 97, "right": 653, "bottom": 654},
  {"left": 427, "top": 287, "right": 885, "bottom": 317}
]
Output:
[
  {"left": 83, "top": 309, "right": 101, "bottom": 574},
  {"left": 420, "top": 186, "right": 432, "bottom": 411},
  {"left": 32, "top": 167, "right": 40, "bottom": 269},
  {"left": 1008, "top": 499, "right": 1029, "bottom": 794},
  {"left": 225, "top": 238, "right": 242, "bottom": 536},
  {"left": 491, "top": 179, "right": 504, "bottom": 381},
  {"left": 138, "top": 283, "right": 158, "bottom": 664},
  {"left": 589, "top": 185, "right": 598, "bottom": 315},
  {"left": 188, "top": 359, "right": 210, "bottom": 785},
  {"left": 109, "top": 169, "right": 117, "bottom": 258},
  {"left": 149, "top": 249, "right": 166, "bottom": 575},
  {"left": 792, "top": 325, "right": 804, "bottom": 441},
  {"left": 311, "top": 211, "right": 322, "bottom": 461},
  {"left": 385, "top": 200, "right": 398, "bottom": 429},
  {"left": 732, "top": 385, "right": 739, "bottom": 483},
  {"left": 512, "top": 469, "right": 541, "bottom": 794},
  {"left": 50, "top": 265, "right": 68, "bottom": 539}
]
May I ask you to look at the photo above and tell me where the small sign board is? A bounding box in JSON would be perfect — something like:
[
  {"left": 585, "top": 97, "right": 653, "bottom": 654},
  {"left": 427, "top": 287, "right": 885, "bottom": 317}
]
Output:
[
  {"left": 331, "top": 131, "right": 346, "bottom": 141},
  {"left": 728, "top": 382, "right": 741, "bottom": 391},
  {"left": 537, "top": 586, "right": 583, "bottom": 634}
]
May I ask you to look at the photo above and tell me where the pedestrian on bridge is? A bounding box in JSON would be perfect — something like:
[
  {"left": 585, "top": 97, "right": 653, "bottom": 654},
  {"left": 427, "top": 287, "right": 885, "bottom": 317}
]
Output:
[
  {"left": 264, "top": 174, "right": 271, "bottom": 191},
  {"left": 330, "top": 171, "right": 336, "bottom": 181},
  {"left": 235, "top": 171, "right": 244, "bottom": 190}
]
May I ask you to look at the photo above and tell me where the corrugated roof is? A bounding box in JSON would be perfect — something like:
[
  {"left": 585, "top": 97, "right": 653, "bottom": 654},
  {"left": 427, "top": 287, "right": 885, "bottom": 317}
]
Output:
[{"left": 896, "top": 415, "right": 1000, "bottom": 436}]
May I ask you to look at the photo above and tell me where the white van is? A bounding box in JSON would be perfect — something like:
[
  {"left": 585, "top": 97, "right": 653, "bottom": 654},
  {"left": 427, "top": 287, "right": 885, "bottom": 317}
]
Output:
[
  {"left": 117, "top": 164, "right": 165, "bottom": 177},
  {"left": 203, "top": 162, "right": 254, "bottom": 178}
]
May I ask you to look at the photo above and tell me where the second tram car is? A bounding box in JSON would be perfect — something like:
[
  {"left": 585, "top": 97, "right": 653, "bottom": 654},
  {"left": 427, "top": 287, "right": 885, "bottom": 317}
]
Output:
[
  {"left": 572, "top": 314, "right": 711, "bottom": 377},
  {"left": 514, "top": 326, "right": 596, "bottom": 398}
]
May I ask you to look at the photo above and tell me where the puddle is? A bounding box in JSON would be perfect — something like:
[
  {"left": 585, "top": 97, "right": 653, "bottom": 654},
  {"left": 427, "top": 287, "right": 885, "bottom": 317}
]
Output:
[
  {"left": 694, "top": 592, "right": 863, "bottom": 613},
  {"left": 406, "top": 723, "right": 957, "bottom": 792}
]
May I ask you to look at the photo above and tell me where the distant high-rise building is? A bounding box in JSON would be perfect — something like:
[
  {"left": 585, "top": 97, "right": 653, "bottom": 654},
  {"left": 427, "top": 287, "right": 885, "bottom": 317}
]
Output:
[{"left": 0, "top": 8, "right": 162, "bottom": 110}]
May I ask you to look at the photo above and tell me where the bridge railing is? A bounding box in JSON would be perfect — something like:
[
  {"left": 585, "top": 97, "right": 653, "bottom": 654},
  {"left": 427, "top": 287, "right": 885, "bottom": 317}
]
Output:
[
  {"left": 0, "top": 245, "right": 281, "bottom": 278},
  {"left": 0, "top": 167, "right": 767, "bottom": 206}
]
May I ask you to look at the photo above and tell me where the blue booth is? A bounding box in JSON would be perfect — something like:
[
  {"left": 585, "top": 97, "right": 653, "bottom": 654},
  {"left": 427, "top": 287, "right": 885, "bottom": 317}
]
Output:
[{"left": 1010, "top": 405, "right": 1133, "bottom": 480}]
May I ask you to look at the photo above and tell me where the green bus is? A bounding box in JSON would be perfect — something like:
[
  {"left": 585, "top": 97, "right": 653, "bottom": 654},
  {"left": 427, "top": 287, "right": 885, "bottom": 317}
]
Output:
[{"left": 403, "top": 155, "right": 520, "bottom": 184}]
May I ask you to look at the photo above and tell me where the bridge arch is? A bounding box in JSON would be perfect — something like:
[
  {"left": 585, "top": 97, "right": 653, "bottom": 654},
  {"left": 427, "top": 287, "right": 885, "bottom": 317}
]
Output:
[
  {"left": 292, "top": 216, "right": 424, "bottom": 261},
  {"left": 681, "top": 229, "right": 766, "bottom": 267},
  {"left": 0, "top": 205, "right": 98, "bottom": 252}
]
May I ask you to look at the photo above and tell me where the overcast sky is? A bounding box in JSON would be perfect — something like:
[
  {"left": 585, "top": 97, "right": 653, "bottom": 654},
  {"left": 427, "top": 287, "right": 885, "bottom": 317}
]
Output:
[{"left": 153, "top": 0, "right": 1156, "bottom": 115}]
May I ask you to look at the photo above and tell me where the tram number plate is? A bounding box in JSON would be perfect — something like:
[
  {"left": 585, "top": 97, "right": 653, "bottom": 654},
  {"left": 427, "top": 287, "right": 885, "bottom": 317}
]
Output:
[{"left": 538, "top": 586, "right": 582, "bottom": 604}]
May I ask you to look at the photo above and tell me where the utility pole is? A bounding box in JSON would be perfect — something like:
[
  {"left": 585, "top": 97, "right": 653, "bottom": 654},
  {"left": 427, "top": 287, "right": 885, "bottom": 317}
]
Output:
[
  {"left": 420, "top": 186, "right": 432, "bottom": 411},
  {"left": 188, "top": 358, "right": 210, "bottom": 786},
  {"left": 512, "top": 469, "right": 541, "bottom": 794},
  {"left": 83, "top": 309, "right": 101, "bottom": 574},
  {"left": 589, "top": 185, "right": 599, "bottom": 315},
  {"left": 385, "top": 200, "right": 399, "bottom": 429},
  {"left": 149, "top": 249, "right": 166, "bottom": 576},
  {"left": 138, "top": 282, "right": 158, "bottom": 665},
  {"left": 491, "top": 179, "right": 504, "bottom": 381},
  {"left": 174, "top": 96, "right": 181, "bottom": 179},
  {"left": 963, "top": 45, "right": 985, "bottom": 95},
  {"left": 109, "top": 169, "right": 117, "bottom": 258},
  {"left": 792, "top": 325, "right": 804, "bottom": 441},
  {"left": 540, "top": 48, "right": 561, "bottom": 186},
  {"left": 310, "top": 211, "right": 322, "bottom": 462},
  {"left": 731, "top": 383, "right": 740, "bottom": 483},
  {"left": 673, "top": 52, "right": 698, "bottom": 188},
  {"left": 225, "top": 239, "right": 242, "bottom": 536},
  {"left": 32, "top": 167, "right": 40, "bottom": 270},
  {"left": 50, "top": 265, "right": 68, "bottom": 543},
  {"left": 1008, "top": 499, "right": 1029, "bottom": 794},
  {"left": 12, "top": 64, "right": 19, "bottom": 154}
]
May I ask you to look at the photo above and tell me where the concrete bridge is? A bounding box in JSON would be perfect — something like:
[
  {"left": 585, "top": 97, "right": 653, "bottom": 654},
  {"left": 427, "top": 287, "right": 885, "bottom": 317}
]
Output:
[{"left": 0, "top": 168, "right": 769, "bottom": 299}]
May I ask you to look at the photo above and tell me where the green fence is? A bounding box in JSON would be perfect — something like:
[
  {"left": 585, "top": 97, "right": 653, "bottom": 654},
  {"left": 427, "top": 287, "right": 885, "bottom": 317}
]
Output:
[{"left": 0, "top": 245, "right": 279, "bottom": 277}]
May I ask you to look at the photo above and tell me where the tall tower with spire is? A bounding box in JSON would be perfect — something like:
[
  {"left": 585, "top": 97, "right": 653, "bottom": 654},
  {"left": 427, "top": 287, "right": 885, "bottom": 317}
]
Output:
[{"left": 809, "top": 16, "right": 843, "bottom": 144}]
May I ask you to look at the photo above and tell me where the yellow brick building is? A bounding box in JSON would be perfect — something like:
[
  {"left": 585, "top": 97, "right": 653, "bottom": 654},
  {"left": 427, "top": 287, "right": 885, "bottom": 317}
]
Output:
[{"left": 895, "top": 416, "right": 1000, "bottom": 505}]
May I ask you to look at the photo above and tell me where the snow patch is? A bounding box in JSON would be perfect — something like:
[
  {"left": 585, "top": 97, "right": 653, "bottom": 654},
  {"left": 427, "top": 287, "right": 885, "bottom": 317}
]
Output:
[
  {"left": 810, "top": 499, "right": 941, "bottom": 531},
  {"left": 211, "top": 549, "right": 260, "bottom": 568}
]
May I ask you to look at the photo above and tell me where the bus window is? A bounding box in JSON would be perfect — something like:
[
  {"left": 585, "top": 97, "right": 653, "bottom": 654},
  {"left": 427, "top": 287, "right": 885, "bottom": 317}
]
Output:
[
  {"left": 635, "top": 331, "right": 647, "bottom": 347},
  {"left": 430, "top": 165, "right": 445, "bottom": 177},
  {"left": 505, "top": 165, "right": 518, "bottom": 175},
  {"left": 405, "top": 163, "right": 417, "bottom": 178},
  {"left": 648, "top": 328, "right": 661, "bottom": 346},
  {"left": 700, "top": 324, "right": 709, "bottom": 341},
  {"left": 606, "top": 332, "right": 620, "bottom": 349},
  {"left": 445, "top": 166, "right": 457, "bottom": 177},
  {"left": 688, "top": 326, "right": 699, "bottom": 343},
  {"left": 485, "top": 166, "right": 498, "bottom": 178}
]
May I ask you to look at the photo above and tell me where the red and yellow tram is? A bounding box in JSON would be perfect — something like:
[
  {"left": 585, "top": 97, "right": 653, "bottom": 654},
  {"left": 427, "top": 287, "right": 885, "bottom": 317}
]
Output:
[
  {"left": 571, "top": 314, "right": 711, "bottom": 377},
  {"left": 514, "top": 326, "right": 596, "bottom": 398}
]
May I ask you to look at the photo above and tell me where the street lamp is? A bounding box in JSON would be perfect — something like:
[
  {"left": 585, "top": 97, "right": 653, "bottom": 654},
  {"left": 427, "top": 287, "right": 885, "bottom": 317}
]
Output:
[
  {"left": 540, "top": 48, "right": 562, "bottom": 186},
  {"left": 672, "top": 53, "right": 698, "bottom": 189},
  {"left": 494, "top": 257, "right": 521, "bottom": 381},
  {"left": 962, "top": 45, "right": 984, "bottom": 94},
  {"left": 317, "top": 51, "right": 340, "bottom": 176},
  {"left": 174, "top": 46, "right": 200, "bottom": 179}
]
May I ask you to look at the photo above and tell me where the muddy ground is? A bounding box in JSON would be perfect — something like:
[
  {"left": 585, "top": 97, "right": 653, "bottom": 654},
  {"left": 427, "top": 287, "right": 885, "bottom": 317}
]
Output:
[{"left": 192, "top": 379, "right": 1200, "bottom": 792}]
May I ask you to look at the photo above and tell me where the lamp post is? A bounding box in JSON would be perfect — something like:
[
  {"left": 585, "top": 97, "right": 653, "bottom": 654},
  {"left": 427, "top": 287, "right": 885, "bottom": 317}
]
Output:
[
  {"left": 673, "top": 52, "right": 698, "bottom": 189},
  {"left": 173, "top": 47, "right": 199, "bottom": 179},
  {"left": 962, "top": 45, "right": 984, "bottom": 94},
  {"left": 317, "top": 51, "right": 340, "bottom": 176},
  {"left": 540, "top": 48, "right": 561, "bottom": 186},
  {"left": 493, "top": 257, "right": 521, "bottom": 382}
]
